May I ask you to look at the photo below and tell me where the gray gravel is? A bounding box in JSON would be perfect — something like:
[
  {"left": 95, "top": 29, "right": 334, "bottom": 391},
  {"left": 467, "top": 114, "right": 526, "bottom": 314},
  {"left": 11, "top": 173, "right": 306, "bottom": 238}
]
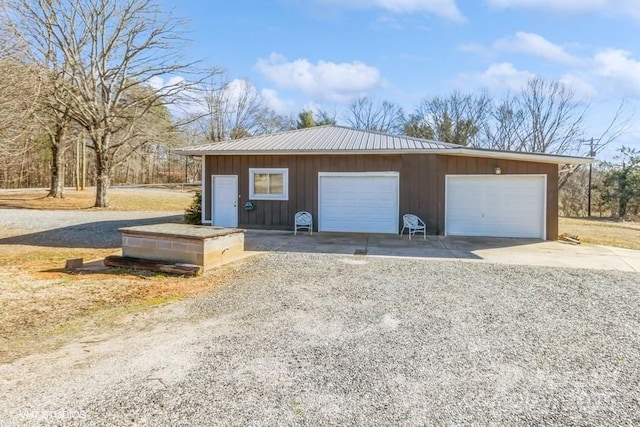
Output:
[
  {"left": 0, "top": 209, "right": 183, "bottom": 248},
  {"left": 3, "top": 252, "right": 639, "bottom": 425}
]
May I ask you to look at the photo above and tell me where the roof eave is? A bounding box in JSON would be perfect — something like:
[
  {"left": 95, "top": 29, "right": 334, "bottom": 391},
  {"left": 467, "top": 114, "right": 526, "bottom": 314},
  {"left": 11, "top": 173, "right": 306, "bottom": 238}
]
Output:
[
  {"left": 445, "top": 148, "right": 595, "bottom": 165},
  {"left": 173, "top": 148, "right": 594, "bottom": 165}
]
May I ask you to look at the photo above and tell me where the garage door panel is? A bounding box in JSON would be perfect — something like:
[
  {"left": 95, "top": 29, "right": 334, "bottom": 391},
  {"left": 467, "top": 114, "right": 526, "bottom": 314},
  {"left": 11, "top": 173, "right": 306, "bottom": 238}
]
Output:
[
  {"left": 319, "top": 174, "right": 399, "bottom": 234},
  {"left": 446, "top": 175, "right": 545, "bottom": 239}
]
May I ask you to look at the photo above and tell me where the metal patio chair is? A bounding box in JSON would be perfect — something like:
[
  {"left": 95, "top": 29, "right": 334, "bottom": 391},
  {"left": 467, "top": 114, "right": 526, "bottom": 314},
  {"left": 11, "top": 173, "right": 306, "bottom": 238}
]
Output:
[
  {"left": 294, "top": 211, "right": 313, "bottom": 235},
  {"left": 400, "top": 214, "right": 426, "bottom": 240}
]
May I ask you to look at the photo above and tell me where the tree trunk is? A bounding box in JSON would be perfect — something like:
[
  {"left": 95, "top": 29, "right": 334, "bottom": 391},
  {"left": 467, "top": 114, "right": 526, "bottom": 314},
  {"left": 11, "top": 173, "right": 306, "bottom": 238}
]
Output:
[
  {"left": 18, "top": 154, "right": 25, "bottom": 188},
  {"left": 619, "top": 200, "right": 627, "bottom": 218},
  {"left": 47, "top": 125, "right": 67, "bottom": 198},
  {"left": 618, "top": 172, "right": 627, "bottom": 218},
  {"left": 47, "top": 136, "right": 65, "bottom": 198},
  {"left": 94, "top": 134, "right": 111, "bottom": 207}
]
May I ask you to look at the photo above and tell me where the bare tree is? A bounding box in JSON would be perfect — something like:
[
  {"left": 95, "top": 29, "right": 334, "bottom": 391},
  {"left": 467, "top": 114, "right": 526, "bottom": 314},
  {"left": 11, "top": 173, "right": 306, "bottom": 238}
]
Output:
[
  {"left": 33, "top": 70, "right": 79, "bottom": 198},
  {"left": 345, "top": 97, "right": 404, "bottom": 133},
  {"left": 585, "top": 99, "right": 634, "bottom": 157},
  {"left": 0, "top": 58, "right": 39, "bottom": 160},
  {"left": 315, "top": 109, "right": 337, "bottom": 126},
  {"left": 9, "top": 0, "right": 202, "bottom": 207},
  {"left": 198, "top": 75, "right": 267, "bottom": 142},
  {"left": 403, "top": 91, "right": 492, "bottom": 146},
  {"left": 516, "top": 77, "right": 586, "bottom": 154},
  {"left": 483, "top": 95, "right": 526, "bottom": 151},
  {"left": 0, "top": 14, "right": 42, "bottom": 186},
  {"left": 254, "top": 109, "right": 295, "bottom": 135}
]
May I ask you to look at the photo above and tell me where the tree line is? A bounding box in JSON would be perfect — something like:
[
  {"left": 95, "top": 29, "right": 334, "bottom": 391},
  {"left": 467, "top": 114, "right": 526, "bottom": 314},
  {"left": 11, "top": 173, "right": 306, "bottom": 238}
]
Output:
[{"left": 0, "top": 0, "right": 635, "bottom": 216}]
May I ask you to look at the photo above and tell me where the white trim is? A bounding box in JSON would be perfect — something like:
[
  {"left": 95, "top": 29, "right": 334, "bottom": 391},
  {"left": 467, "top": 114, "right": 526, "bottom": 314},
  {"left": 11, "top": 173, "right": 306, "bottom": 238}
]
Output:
[
  {"left": 211, "top": 175, "right": 238, "bottom": 228},
  {"left": 543, "top": 176, "right": 547, "bottom": 240},
  {"left": 176, "top": 149, "right": 593, "bottom": 165},
  {"left": 318, "top": 171, "right": 400, "bottom": 234},
  {"left": 444, "top": 174, "right": 547, "bottom": 239},
  {"left": 318, "top": 171, "right": 400, "bottom": 177},
  {"left": 249, "top": 168, "right": 289, "bottom": 200},
  {"left": 201, "top": 155, "right": 206, "bottom": 225}
]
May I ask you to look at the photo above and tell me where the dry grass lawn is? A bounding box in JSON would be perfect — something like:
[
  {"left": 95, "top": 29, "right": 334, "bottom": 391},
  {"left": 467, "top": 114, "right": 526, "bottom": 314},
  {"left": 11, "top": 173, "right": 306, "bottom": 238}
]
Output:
[
  {"left": 0, "top": 186, "right": 194, "bottom": 211},
  {"left": 0, "top": 186, "right": 240, "bottom": 363},
  {"left": 0, "top": 243, "right": 246, "bottom": 363},
  {"left": 2, "top": 188, "right": 638, "bottom": 364},
  {"left": 559, "top": 217, "right": 640, "bottom": 250}
]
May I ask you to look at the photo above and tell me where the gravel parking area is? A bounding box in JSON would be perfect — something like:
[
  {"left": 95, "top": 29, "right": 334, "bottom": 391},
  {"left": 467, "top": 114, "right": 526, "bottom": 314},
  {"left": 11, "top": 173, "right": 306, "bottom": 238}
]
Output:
[
  {"left": 2, "top": 252, "right": 639, "bottom": 425},
  {"left": 0, "top": 208, "right": 183, "bottom": 247}
]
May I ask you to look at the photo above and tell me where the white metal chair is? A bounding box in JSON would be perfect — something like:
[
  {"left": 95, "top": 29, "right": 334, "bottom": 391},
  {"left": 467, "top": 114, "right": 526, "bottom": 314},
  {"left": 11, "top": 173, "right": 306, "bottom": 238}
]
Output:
[
  {"left": 294, "top": 211, "right": 313, "bottom": 235},
  {"left": 400, "top": 214, "right": 426, "bottom": 240}
]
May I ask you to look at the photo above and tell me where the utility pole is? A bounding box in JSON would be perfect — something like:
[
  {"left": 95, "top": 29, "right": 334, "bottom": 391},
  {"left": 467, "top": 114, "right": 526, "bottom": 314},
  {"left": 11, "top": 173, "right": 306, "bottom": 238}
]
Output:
[
  {"left": 184, "top": 155, "right": 188, "bottom": 184},
  {"left": 75, "top": 139, "right": 80, "bottom": 191},
  {"left": 579, "top": 138, "right": 596, "bottom": 217},
  {"left": 588, "top": 137, "right": 594, "bottom": 217},
  {"left": 81, "top": 140, "right": 86, "bottom": 190}
]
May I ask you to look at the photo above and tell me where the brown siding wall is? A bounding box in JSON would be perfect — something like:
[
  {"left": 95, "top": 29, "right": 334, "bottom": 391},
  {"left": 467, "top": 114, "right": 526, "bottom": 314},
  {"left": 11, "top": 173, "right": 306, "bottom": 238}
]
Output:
[
  {"left": 440, "top": 156, "right": 558, "bottom": 240},
  {"left": 205, "top": 154, "right": 402, "bottom": 230},
  {"left": 204, "top": 154, "right": 559, "bottom": 240}
]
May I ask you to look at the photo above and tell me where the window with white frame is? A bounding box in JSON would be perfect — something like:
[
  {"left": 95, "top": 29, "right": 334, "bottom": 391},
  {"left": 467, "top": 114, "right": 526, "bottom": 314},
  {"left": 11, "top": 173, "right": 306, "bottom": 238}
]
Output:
[{"left": 249, "top": 168, "right": 289, "bottom": 200}]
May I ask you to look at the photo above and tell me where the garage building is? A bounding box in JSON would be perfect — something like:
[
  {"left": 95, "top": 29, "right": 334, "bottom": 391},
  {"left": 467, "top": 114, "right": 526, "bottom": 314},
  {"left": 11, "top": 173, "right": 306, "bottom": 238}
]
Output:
[{"left": 176, "top": 126, "right": 592, "bottom": 240}]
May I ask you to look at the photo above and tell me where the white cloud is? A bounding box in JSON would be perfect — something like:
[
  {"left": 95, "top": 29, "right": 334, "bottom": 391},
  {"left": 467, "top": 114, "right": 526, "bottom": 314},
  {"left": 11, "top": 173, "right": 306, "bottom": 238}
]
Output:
[
  {"left": 261, "top": 88, "right": 294, "bottom": 113},
  {"left": 372, "top": 15, "right": 403, "bottom": 31},
  {"left": 147, "top": 75, "right": 185, "bottom": 91},
  {"left": 457, "top": 62, "right": 536, "bottom": 92},
  {"left": 145, "top": 76, "right": 189, "bottom": 116},
  {"left": 224, "top": 79, "right": 260, "bottom": 103},
  {"left": 458, "top": 31, "right": 640, "bottom": 100},
  {"left": 457, "top": 42, "right": 496, "bottom": 58},
  {"left": 592, "top": 49, "right": 640, "bottom": 97},
  {"left": 487, "top": 0, "right": 640, "bottom": 20},
  {"left": 255, "top": 53, "right": 383, "bottom": 102},
  {"left": 559, "top": 74, "right": 597, "bottom": 102},
  {"left": 316, "top": 0, "right": 464, "bottom": 22},
  {"left": 488, "top": 0, "right": 607, "bottom": 12},
  {"left": 493, "top": 32, "right": 581, "bottom": 66},
  {"left": 148, "top": 76, "right": 164, "bottom": 90}
]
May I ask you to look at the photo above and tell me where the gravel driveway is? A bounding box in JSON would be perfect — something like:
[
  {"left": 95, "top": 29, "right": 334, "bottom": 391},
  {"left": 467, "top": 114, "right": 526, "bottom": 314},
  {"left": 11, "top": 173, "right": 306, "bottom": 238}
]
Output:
[
  {"left": 0, "top": 208, "right": 183, "bottom": 247},
  {"left": 2, "top": 252, "right": 639, "bottom": 425}
]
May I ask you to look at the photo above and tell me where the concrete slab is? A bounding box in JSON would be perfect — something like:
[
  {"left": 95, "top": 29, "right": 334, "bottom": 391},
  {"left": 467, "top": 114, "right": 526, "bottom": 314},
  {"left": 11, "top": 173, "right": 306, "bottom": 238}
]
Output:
[{"left": 244, "top": 230, "right": 640, "bottom": 273}]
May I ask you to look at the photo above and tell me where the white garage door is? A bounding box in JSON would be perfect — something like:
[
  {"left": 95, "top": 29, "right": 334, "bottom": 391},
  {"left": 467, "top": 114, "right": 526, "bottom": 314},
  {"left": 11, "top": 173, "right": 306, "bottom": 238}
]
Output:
[
  {"left": 319, "top": 172, "right": 399, "bottom": 234},
  {"left": 445, "top": 175, "right": 546, "bottom": 239}
]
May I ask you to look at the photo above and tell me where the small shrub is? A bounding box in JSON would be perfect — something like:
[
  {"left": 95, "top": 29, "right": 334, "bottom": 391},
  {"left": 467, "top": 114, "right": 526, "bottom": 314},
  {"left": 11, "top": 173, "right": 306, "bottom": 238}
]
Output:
[{"left": 184, "top": 192, "right": 202, "bottom": 225}]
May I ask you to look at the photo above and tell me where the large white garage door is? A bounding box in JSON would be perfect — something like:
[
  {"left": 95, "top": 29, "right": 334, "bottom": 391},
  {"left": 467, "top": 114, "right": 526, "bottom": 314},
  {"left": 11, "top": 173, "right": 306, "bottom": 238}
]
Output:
[
  {"left": 446, "top": 175, "right": 546, "bottom": 239},
  {"left": 319, "top": 172, "right": 399, "bottom": 234}
]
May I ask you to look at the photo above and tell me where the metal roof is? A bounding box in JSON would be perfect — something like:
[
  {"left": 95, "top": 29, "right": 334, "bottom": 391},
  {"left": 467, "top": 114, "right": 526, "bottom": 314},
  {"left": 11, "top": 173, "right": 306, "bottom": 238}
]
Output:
[{"left": 174, "top": 125, "right": 594, "bottom": 165}]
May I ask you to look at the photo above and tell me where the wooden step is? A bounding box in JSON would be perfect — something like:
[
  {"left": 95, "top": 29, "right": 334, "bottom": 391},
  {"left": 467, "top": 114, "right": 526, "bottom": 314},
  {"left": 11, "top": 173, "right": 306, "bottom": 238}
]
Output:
[{"left": 104, "top": 255, "right": 202, "bottom": 276}]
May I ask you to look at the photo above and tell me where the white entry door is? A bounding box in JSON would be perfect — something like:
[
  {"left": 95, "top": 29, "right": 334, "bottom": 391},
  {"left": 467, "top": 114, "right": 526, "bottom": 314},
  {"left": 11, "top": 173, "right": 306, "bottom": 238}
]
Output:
[
  {"left": 212, "top": 175, "right": 238, "bottom": 228},
  {"left": 445, "top": 175, "right": 546, "bottom": 239}
]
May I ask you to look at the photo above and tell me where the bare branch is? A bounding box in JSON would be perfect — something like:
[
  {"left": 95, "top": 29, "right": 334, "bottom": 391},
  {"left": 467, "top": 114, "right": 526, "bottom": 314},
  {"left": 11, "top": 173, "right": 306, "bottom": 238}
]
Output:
[
  {"left": 7, "top": 0, "right": 206, "bottom": 206},
  {"left": 345, "top": 96, "right": 404, "bottom": 133}
]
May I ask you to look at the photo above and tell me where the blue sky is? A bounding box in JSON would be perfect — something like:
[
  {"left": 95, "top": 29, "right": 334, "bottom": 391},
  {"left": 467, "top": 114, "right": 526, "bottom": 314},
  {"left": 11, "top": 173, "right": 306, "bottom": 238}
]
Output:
[{"left": 161, "top": 0, "right": 640, "bottom": 157}]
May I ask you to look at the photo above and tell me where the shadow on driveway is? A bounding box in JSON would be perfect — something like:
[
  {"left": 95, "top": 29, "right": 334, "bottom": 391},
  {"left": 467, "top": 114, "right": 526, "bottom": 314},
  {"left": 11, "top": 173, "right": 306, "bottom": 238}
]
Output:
[{"left": 0, "top": 215, "right": 183, "bottom": 249}]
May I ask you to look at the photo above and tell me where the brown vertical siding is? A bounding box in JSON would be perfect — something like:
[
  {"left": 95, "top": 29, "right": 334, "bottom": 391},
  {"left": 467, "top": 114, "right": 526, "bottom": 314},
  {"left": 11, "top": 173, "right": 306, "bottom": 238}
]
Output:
[
  {"left": 546, "top": 165, "right": 559, "bottom": 239},
  {"left": 438, "top": 155, "right": 558, "bottom": 239},
  {"left": 204, "top": 153, "right": 559, "bottom": 240}
]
